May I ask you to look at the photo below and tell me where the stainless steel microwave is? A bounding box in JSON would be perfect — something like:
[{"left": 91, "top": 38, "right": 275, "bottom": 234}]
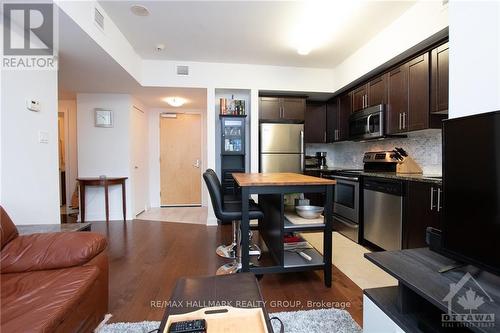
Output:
[{"left": 349, "top": 104, "right": 385, "bottom": 141}]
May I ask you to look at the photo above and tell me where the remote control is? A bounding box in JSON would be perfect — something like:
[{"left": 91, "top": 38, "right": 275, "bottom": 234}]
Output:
[{"left": 168, "top": 319, "right": 206, "bottom": 333}]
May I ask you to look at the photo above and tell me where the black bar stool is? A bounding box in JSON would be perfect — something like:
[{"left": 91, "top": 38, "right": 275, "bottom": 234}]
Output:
[{"left": 203, "top": 169, "right": 264, "bottom": 275}]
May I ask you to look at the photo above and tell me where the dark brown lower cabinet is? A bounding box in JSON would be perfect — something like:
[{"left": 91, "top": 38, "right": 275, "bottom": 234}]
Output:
[{"left": 404, "top": 181, "right": 442, "bottom": 249}]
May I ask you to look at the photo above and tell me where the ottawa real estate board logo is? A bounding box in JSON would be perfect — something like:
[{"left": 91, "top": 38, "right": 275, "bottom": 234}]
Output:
[
  {"left": 2, "top": 2, "right": 57, "bottom": 70},
  {"left": 442, "top": 272, "right": 496, "bottom": 329}
]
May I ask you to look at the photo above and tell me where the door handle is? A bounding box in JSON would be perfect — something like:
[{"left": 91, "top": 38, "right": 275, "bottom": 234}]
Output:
[
  {"left": 324, "top": 131, "right": 326, "bottom": 143},
  {"left": 399, "top": 113, "right": 402, "bottom": 130},
  {"left": 430, "top": 187, "right": 436, "bottom": 210},
  {"left": 437, "top": 188, "right": 442, "bottom": 212},
  {"left": 366, "top": 114, "right": 372, "bottom": 134},
  {"left": 402, "top": 112, "right": 406, "bottom": 129},
  {"left": 193, "top": 159, "right": 201, "bottom": 168},
  {"left": 335, "top": 216, "right": 359, "bottom": 229},
  {"left": 300, "top": 131, "right": 304, "bottom": 172}
]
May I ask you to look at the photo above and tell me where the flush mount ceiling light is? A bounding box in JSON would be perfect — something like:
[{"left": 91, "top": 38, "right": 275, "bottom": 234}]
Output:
[
  {"left": 130, "top": 5, "right": 150, "bottom": 17},
  {"left": 290, "top": 0, "right": 361, "bottom": 55},
  {"left": 163, "top": 97, "right": 187, "bottom": 107}
]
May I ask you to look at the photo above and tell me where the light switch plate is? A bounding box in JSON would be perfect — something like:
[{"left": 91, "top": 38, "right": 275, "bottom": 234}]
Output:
[
  {"left": 38, "top": 131, "right": 49, "bottom": 144},
  {"left": 27, "top": 99, "right": 41, "bottom": 112}
]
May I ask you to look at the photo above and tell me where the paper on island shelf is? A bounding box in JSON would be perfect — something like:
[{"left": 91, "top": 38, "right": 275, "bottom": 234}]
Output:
[
  {"left": 284, "top": 241, "right": 313, "bottom": 250},
  {"left": 284, "top": 212, "right": 324, "bottom": 225}
]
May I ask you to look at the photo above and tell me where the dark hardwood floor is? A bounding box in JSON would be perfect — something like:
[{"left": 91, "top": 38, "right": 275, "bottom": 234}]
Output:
[{"left": 91, "top": 220, "right": 363, "bottom": 326}]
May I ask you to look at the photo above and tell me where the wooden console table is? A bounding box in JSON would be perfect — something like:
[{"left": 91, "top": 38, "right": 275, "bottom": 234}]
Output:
[{"left": 77, "top": 177, "right": 127, "bottom": 222}]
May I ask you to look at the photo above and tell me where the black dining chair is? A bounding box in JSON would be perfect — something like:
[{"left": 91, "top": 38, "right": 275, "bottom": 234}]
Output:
[{"left": 203, "top": 169, "right": 264, "bottom": 275}]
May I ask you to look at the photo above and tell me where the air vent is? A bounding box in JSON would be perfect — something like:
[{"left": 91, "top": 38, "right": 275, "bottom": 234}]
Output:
[
  {"left": 94, "top": 7, "right": 105, "bottom": 31},
  {"left": 176, "top": 65, "right": 189, "bottom": 76}
]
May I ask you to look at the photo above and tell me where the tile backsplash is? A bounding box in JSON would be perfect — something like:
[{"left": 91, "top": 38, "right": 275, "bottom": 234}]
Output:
[{"left": 306, "top": 129, "right": 442, "bottom": 175}]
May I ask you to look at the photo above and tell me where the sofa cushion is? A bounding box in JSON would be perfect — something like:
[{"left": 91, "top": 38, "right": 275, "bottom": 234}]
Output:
[
  {"left": 1, "top": 232, "right": 107, "bottom": 273},
  {"left": 1, "top": 265, "right": 100, "bottom": 332},
  {"left": 0, "top": 206, "right": 18, "bottom": 250}
]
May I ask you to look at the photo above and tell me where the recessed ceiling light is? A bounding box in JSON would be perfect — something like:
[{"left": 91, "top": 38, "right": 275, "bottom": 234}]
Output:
[
  {"left": 130, "top": 5, "right": 150, "bottom": 17},
  {"left": 163, "top": 97, "right": 187, "bottom": 107},
  {"left": 156, "top": 43, "right": 165, "bottom": 52},
  {"left": 290, "top": 1, "right": 361, "bottom": 55}
]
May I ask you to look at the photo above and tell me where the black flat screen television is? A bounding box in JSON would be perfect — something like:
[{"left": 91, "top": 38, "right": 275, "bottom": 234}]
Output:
[{"left": 442, "top": 110, "right": 500, "bottom": 275}]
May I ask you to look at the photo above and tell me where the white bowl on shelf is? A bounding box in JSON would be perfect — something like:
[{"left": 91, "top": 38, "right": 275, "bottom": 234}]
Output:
[{"left": 295, "top": 205, "right": 324, "bottom": 219}]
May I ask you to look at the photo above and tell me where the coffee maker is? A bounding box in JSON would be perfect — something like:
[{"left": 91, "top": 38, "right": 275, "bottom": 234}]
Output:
[{"left": 315, "top": 152, "right": 328, "bottom": 169}]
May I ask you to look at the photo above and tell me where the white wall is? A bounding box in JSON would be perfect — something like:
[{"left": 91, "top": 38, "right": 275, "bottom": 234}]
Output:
[
  {"left": 56, "top": 0, "right": 142, "bottom": 82},
  {"left": 77, "top": 93, "right": 133, "bottom": 221},
  {"left": 332, "top": 0, "right": 448, "bottom": 91},
  {"left": 142, "top": 60, "right": 335, "bottom": 92},
  {"left": 58, "top": 99, "right": 78, "bottom": 205},
  {"left": 1, "top": 70, "right": 60, "bottom": 224},
  {"left": 448, "top": 0, "right": 500, "bottom": 118}
]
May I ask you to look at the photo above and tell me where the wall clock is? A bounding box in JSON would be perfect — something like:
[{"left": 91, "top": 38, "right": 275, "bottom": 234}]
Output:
[{"left": 94, "top": 109, "right": 113, "bottom": 128}]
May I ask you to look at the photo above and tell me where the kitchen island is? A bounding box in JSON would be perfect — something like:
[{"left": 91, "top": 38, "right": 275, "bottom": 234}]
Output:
[{"left": 233, "top": 172, "right": 336, "bottom": 287}]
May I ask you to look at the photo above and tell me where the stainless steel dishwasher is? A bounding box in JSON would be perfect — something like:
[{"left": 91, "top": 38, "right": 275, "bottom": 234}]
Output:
[{"left": 363, "top": 178, "right": 403, "bottom": 251}]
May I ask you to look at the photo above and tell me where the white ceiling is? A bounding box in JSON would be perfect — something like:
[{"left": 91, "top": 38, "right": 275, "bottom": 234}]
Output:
[
  {"left": 58, "top": 10, "right": 206, "bottom": 109},
  {"left": 99, "top": 0, "right": 416, "bottom": 68}
]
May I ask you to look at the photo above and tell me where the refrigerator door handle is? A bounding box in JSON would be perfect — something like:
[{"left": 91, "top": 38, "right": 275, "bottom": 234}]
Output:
[{"left": 300, "top": 130, "right": 304, "bottom": 172}]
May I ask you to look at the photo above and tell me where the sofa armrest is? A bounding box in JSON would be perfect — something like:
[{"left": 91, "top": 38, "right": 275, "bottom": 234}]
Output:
[{"left": 0, "top": 232, "right": 107, "bottom": 273}]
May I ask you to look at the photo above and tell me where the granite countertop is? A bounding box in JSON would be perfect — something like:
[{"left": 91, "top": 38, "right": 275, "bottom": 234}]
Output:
[
  {"left": 304, "top": 168, "right": 442, "bottom": 185},
  {"left": 356, "top": 172, "right": 442, "bottom": 185}
]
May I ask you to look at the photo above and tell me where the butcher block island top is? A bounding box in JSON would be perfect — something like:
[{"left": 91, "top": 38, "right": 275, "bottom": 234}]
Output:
[{"left": 233, "top": 172, "right": 336, "bottom": 187}]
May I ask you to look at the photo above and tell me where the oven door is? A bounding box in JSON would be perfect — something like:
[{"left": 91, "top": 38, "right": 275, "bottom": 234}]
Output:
[{"left": 333, "top": 176, "right": 360, "bottom": 223}]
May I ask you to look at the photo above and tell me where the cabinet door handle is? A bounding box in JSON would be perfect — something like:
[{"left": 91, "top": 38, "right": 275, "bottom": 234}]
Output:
[
  {"left": 324, "top": 131, "right": 326, "bottom": 143},
  {"left": 430, "top": 187, "right": 436, "bottom": 210},
  {"left": 399, "top": 113, "right": 402, "bottom": 130},
  {"left": 437, "top": 188, "right": 442, "bottom": 212},
  {"left": 403, "top": 112, "right": 406, "bottom": 129},
  {"left": 336, "top": 129, "right": 339, "bottom": 141}
]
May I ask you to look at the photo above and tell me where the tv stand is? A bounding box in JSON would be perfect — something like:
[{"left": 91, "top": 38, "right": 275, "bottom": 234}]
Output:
[{"left": 364, "top": 248, "right": 500, "bottom": 333}]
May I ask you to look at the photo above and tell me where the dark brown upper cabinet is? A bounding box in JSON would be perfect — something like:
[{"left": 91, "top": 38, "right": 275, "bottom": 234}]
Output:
[
  {"left": 367, "top": 74, "right": 388, "bottom": 107},
  {"left": 352, "top": 85, "right": 367, "bottom": 112},
  {"left": 326, "top": 93, "right": 350, "bottom": 142},
  {"left": 305, "top": 102, "right": 327, "bottom": 143},
  {"left": 337, "top": 93, "right": 351, "bottom": 141},
  {"left": 259, "top": 97, "right": 281, "bottom": 120},
  {"left": 407, "top": 53, "right": 430, "bottom": 132},
  {"left": 387, "top": 65, "right": 408, "bottom": 134},
  {"left": 386, "top": 53, "right": 430, "bottom": 134},
  {"left": 326, "top": 99, "right": 339, "bottom": 142},
  {"left": 259, "top": 96, "right": 306, "bottom": 121},
  {"left": 431, "top": 42, "right": 449, "bottom": 114},
  {"left": 351, "top": 74, "right": 387, "bottom": 112}
]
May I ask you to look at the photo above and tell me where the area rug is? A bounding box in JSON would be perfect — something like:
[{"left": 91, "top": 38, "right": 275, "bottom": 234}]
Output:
[{"left": 98, "top": 308, "right": 362, "bottom": 333}]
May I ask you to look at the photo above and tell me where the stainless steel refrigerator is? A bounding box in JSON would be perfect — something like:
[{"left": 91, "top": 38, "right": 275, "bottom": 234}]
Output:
[{"left": 259, "top": 123, "right": 304, "bottom": 173}]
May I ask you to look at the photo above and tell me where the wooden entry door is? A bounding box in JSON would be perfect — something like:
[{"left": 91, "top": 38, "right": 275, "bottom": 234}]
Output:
[{"left": 160, "top": 114, "right": 202, "bottom": 206}]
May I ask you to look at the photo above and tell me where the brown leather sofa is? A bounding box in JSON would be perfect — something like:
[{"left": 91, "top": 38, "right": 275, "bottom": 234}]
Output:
[{"left": 0, "top": 206, "right": 109, "bottom": 332}]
